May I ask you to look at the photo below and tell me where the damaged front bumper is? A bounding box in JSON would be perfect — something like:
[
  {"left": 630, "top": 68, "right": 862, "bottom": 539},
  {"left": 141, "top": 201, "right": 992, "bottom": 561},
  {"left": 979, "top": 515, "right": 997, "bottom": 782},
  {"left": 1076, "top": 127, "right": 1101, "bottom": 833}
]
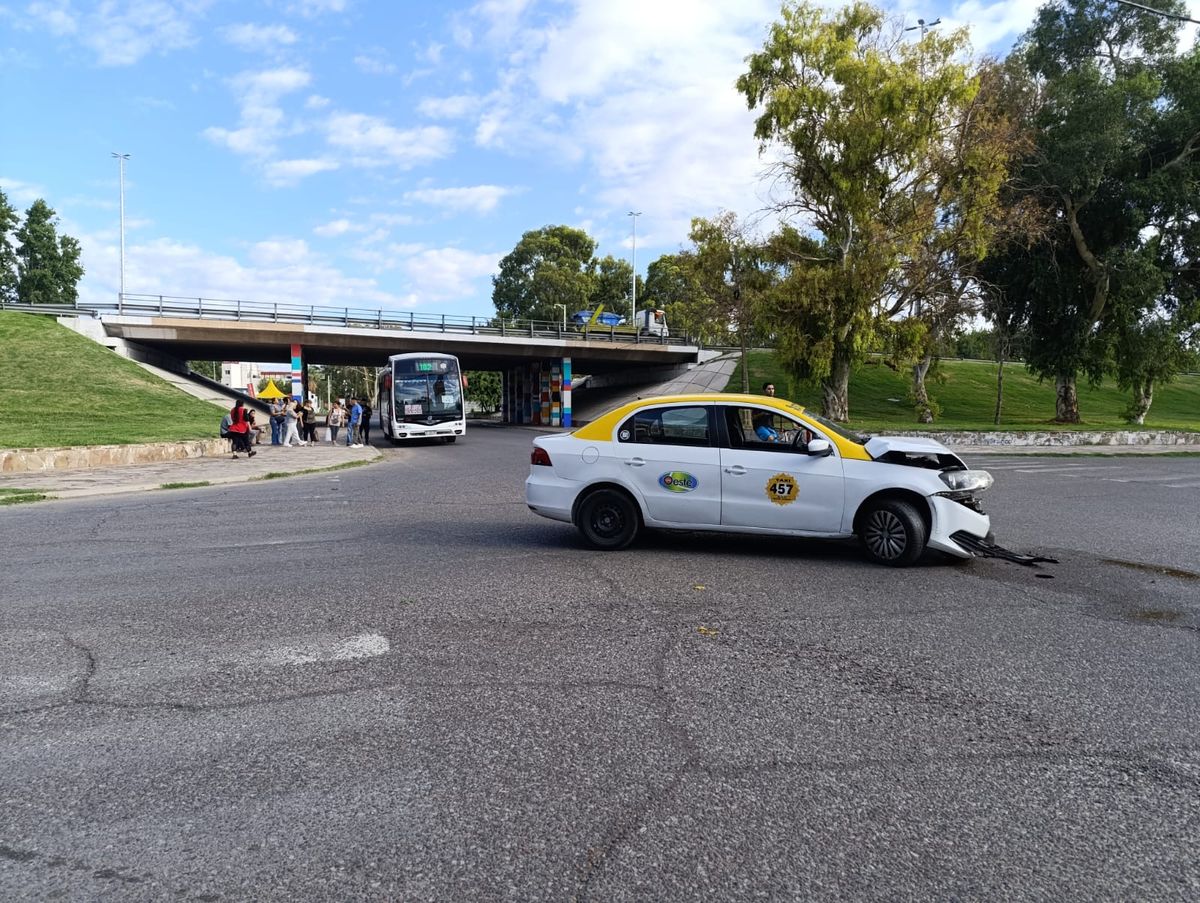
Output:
[{"left": 950, "top": 531, "right": 1059, "bottom": 566}]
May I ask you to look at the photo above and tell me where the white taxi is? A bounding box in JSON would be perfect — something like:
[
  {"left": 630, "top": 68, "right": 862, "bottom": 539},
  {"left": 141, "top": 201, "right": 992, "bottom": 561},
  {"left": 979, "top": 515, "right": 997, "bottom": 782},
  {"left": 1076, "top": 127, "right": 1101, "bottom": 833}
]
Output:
[{"left": 525, "top": 394, "right": 995, "bottom": 566}]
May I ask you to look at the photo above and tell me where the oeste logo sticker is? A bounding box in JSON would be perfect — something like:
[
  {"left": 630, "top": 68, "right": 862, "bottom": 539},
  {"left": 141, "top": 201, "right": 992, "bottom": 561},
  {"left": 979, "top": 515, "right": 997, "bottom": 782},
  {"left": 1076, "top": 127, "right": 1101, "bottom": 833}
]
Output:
[{"left": 659, "top": 471, "right": 699, "bottom": 492}]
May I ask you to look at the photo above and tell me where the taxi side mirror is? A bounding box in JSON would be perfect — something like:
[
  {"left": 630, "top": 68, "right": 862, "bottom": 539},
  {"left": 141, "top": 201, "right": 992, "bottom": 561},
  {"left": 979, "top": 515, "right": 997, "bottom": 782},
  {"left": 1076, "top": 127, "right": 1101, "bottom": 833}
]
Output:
[{"left": 806, "top": 438, "right": 833, "bottom": 457}]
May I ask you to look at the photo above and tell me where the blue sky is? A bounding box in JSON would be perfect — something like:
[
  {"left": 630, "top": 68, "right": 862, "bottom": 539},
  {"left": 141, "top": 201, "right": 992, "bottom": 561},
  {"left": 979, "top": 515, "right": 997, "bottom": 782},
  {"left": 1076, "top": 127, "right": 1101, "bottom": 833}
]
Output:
[{"left": 3, "top": 0, "right": 1197, "bottom": 321}]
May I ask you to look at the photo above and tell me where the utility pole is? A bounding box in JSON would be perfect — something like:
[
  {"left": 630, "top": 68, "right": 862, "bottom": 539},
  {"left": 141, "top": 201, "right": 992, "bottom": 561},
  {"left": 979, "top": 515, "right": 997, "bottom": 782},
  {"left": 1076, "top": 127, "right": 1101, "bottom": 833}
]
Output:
[
  {"left": 627, "top": 211, "right": 641, "bottom": 328},
  {"left": 111, "top": 153, "right": 130, "bottom": 305}
]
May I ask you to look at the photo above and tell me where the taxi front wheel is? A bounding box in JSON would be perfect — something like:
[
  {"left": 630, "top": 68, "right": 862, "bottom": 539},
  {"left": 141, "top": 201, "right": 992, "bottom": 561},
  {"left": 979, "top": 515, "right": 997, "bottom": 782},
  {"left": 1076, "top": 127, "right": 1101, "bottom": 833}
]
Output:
[
  {"left": 576, "top": 489, "right": 640, "bottom": 550},
  {"left": 859, "top": 499, "right": 928, "bottom": 567}
]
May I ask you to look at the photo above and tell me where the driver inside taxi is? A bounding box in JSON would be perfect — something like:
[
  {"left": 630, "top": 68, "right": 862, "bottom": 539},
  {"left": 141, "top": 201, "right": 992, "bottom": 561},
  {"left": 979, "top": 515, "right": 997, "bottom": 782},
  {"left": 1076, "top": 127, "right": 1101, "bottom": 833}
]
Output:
[{"left": 753, "top": 412, "right": 814, "bottom": 448}]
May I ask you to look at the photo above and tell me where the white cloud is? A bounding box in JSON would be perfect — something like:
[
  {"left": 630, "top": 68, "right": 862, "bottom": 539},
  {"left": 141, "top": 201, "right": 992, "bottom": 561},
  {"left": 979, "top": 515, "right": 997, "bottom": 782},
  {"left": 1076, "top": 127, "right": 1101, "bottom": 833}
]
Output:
[
  {"left": 313, "top": 218, "right": 359, "bottom": 237},
  {"left": 250, "top": 237, "right": 311, "bottom": 267},
  {"left": 27, "top": 0, "right": 207, "bottom": 66},
  {"left": 78, "top": 233, "right": 410, "bottom": 312},
  {"left": 203, "top": 67, "right": 312, "bottom": 158},
  {"left": 0, "top": 177, "right": 46, "bottom": 207},
  {"left": 325, "top": 112, "right": 454, "bottom": 169},
  {"left": 465, "top": 0, "right": 777, "bottom": 241},
  {"left": 287, "top": 0, "right": 348, "bottom": 16},
  {"left": 221, "top": 22, "right": 299, "bottom": 52},
  {"left": 264, "top": 158, "right": 339, "bottom": 185},
  {"left": 396, "top": 246, "right": 500, "bottom": 300},
  {"left": 404, "top": 184, "right": 517, "bottom": 214},
  {"left": 417, "top": 94, "right": 480, "bottom": 119},
  {"left": 354, "top": 49, "right": 398, "bottom": 75}
]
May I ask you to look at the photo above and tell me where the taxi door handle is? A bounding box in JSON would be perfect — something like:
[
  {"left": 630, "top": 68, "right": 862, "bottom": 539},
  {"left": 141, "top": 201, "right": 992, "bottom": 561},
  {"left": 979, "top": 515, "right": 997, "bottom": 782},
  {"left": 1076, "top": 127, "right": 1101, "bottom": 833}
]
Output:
[
  {"left": 625, "top": 457, "right": 646, "bottom": 467},
  {"left": 724, "top": 465, "right": 746, "bottom": 475}
]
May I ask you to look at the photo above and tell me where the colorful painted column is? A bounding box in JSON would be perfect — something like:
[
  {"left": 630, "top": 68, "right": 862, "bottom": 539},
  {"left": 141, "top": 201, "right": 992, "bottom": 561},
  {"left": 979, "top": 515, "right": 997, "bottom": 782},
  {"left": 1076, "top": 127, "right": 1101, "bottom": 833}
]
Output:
[
  {"left": 539, "top": 365, "right": 551, "bottom": 425},
  {"left": 550, "top": 363, "right": 562, "bottom": 427},
  {"left": 561, "top": 357, "right": 572, "bottom": 428},
  {"left": 290, "top": 344, "right": 303, "bottom": 401}
]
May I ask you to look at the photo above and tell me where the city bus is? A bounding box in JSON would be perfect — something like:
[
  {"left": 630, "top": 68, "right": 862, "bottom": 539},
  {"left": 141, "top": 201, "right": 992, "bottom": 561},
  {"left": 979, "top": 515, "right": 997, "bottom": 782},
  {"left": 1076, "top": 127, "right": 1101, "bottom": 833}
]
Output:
[{"left": 376, "top": 352, "right": 466, "bottom": 443}]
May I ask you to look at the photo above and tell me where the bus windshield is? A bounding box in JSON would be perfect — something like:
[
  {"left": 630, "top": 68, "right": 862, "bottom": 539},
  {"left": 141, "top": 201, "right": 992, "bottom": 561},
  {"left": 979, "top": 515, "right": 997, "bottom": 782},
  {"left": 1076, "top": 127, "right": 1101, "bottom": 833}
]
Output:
[{"left": 392, "top": 358, "right": 462, "bottom": 422}]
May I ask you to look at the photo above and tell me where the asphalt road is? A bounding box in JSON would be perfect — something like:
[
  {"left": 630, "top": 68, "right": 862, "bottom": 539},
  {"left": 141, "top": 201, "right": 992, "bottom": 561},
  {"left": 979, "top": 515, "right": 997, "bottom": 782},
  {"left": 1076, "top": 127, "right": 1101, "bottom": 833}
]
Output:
[{"left": 2, "top": 429, "right": 1198, "bottom": 902}]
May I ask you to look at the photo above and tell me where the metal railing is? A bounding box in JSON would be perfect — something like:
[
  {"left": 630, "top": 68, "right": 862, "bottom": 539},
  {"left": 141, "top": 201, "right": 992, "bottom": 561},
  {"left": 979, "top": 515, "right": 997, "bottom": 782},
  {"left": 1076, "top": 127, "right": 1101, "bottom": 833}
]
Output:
[
  {"left": 0, "top": 300, "right": 99, "bottom": 318},
  {"left": 72, "top": 294, "right": 677, "bottom": 345}
]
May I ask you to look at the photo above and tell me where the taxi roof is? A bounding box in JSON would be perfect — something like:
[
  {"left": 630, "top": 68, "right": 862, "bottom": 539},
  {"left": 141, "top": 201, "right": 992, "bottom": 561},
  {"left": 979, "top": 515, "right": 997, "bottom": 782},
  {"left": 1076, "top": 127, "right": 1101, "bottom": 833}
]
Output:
[{"left": 572, "top": 393, "right": 806, "bottom": 441}]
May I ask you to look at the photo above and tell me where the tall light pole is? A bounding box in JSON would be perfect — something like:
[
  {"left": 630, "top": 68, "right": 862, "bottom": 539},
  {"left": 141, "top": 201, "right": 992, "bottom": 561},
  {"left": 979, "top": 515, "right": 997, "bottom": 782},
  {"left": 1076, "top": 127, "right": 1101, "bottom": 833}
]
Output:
[
  {"left": 111, "top": 152, "right": 130, "bottom": 304},
  {"left": 904, "top": 16, "right": 941, "bottom": 37},
  {"left": 627, "top": 211, "right": 641, "bottom": 328}
]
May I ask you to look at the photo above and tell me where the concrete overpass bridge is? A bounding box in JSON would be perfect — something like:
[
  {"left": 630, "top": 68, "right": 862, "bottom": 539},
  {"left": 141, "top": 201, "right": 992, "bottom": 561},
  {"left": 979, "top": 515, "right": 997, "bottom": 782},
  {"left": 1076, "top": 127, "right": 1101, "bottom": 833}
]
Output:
[{"left": 70, "top": 294, "right": 705, "bottom": 427}]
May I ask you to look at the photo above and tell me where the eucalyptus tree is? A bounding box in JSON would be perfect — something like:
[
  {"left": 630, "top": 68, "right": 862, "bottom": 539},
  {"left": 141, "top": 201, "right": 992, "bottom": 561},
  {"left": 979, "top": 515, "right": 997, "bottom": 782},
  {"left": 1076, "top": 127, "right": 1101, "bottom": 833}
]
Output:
[
  {"left": 684, "top": 212, "right": 777, "bottom": 392},
  {"left": 644, "top": 252, "right": 720, "bottom": 346},
  {"left": 738, "top": 1, "right": 983, "bottom": 420},
  {"left": 996, "top": 0, "right": 1200, "bottom": 422}
]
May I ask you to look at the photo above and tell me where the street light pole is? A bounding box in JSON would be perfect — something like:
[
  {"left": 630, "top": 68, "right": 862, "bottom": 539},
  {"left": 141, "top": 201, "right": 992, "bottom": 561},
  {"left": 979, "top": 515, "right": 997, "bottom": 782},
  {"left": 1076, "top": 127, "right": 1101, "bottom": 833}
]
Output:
[
  {"left": 627, "top": 211, "right": 641, "bottom": 328},
  {"left": 904, "top": 16, "right": 941, "bottom": 37},
  {"left": 111, "top": 153, "right": 130, "bottom": 305},
  {"left": 554, "top": 304, "right": 567, "bottom": 328}
]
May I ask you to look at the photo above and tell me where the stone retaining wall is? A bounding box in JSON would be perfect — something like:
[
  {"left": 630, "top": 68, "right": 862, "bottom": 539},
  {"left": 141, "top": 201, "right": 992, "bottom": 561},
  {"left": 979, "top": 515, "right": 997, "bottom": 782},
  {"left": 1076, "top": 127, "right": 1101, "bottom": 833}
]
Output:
[
  {"left": 0, "top": 439, "right": 230, "bottom": 474},
  {"left": 924, "top": 430, "right": 1200, "bottom": 447}
]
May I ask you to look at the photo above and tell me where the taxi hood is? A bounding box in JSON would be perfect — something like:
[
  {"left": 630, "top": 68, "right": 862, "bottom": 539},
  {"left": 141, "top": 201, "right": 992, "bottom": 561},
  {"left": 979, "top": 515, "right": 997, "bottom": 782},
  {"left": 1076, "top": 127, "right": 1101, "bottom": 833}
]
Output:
[{"left": 865, "top": 436, "right": 967, "bottom": 470}]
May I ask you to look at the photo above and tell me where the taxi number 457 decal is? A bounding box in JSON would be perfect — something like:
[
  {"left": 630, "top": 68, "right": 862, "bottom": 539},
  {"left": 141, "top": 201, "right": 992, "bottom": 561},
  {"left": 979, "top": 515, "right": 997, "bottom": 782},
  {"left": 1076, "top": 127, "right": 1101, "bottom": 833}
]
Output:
[{"left": 766, "top": 473, "right": 798, "bottom": 506}]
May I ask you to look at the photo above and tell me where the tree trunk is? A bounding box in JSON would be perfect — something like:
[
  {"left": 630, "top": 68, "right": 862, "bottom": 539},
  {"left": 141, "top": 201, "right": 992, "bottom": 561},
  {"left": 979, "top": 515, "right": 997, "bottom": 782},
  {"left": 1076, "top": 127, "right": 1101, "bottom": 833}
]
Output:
[
  {"left": 1128, "top": 378, "right": 1154, "bottom": 425},
  {"left": 912, "top": 355, "right": 934, "bottom": 423},
  {"left": 740, "top": 329, "right": 750, "bottom": 393},
  {"left": 1055, "top": 372, "right": 1080, "bottom": 423},
  {"left": 821, "top": 347, "right": 851, "bottom": 421},
  {"left": 994, "top": 356, "right": 1005, "bottom": 426}
]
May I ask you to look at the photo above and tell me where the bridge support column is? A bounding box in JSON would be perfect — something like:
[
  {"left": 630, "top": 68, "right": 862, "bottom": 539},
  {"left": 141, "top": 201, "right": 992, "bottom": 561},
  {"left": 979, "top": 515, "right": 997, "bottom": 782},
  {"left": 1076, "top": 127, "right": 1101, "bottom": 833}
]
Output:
[
  {"left": 290, "top": 344, "right": 303, "bottom": 401},
  {"left": 561, "top": 357, "right": 571, "bottom": 428},
  {"left": 500, "top": 359, "right": 569, "bottom": 427}
]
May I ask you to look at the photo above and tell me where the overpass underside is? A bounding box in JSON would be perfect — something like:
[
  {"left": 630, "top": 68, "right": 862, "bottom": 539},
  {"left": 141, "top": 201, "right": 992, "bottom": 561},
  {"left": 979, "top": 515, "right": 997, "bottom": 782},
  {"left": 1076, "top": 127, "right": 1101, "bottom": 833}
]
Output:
[{"left": 98, "top": 315, "right": 699, "bottom": 427}]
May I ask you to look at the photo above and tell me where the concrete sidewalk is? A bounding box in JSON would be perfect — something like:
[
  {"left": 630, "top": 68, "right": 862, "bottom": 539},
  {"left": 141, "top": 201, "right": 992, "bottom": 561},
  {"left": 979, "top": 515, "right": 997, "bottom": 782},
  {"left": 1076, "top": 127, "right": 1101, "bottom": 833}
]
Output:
[{"left": 0, "top": 440, "right": 383, "bottom": 502}]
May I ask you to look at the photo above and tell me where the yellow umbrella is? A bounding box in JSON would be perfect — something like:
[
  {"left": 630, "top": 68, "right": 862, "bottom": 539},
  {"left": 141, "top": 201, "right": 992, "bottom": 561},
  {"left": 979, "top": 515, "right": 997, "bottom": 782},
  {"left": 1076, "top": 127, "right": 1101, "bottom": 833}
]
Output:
[{"left": 257, "top": 380, "right": 287, "bottom": 399}]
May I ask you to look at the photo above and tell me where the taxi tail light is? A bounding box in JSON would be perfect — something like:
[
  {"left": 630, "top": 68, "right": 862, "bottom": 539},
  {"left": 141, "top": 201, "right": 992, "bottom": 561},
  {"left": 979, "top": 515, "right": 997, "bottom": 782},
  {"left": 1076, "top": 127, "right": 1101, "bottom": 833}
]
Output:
[{"left": 531, "top": 447, "right": 553, "bottom": 466}]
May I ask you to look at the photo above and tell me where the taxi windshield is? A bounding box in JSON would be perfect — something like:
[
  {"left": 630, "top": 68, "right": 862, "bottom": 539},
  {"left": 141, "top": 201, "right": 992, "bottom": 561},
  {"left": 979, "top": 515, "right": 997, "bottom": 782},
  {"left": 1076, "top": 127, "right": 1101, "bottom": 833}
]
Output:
[{"left": 800, "top": 409, "right": 867, "bottom": 445}]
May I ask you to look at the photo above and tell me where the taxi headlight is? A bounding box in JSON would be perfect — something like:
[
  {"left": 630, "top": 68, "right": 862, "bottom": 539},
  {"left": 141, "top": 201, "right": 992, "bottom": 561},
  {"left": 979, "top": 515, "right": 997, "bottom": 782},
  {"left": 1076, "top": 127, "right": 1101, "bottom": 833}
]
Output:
[{"left": 939, "top": 469, "right": 994, "bottom": 493}]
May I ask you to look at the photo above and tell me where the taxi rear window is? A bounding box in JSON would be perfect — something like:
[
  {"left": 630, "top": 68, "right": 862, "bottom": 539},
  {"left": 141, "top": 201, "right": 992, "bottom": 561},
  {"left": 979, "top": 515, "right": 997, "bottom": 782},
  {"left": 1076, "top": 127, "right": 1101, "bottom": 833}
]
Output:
[{"left": 619, "top": 406, "right": 712, "bottom": 447}]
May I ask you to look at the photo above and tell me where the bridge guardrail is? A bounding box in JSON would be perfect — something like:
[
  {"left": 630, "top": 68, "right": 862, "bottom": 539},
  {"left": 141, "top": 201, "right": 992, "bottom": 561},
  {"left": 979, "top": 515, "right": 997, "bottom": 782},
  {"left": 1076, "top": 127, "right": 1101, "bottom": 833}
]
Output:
[{"left": 74, "top": 294, "right": 676, "bottom": 345}]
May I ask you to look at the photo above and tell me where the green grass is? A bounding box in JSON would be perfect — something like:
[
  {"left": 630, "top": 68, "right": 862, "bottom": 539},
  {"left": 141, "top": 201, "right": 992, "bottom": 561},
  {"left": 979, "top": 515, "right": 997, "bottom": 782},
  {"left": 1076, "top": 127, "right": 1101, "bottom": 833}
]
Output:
[
  {"left": 255, "top": 459, "right": 373, "bottom": 481},
  {"left": 0, "top": 490, "right": 50, "bottom": 505},
  {"left": 0, "top": 311, "right": 227, "bottom": 448},
  {"left": 731, "top": 350, "right": 1200, "bottom": 433},
  {"left": 157, "top": 481, "right": 212, "bottom": 490}
]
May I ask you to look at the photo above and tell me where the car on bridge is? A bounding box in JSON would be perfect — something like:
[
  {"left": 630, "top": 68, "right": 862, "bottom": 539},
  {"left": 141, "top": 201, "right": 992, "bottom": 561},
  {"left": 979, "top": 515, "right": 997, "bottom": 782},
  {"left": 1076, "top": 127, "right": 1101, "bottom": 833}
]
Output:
[{"left": 525, "top": 394, "right": 995, "bottom": 566}]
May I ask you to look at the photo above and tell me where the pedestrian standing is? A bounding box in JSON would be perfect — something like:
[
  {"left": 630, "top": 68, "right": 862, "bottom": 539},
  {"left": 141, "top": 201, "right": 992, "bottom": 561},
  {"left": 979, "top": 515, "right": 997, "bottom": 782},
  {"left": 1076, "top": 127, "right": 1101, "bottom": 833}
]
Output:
[
  {"left": 762, "top": 382, "right": 776, "bottom": 397},
  {"left": 347, "top": 397, "right": 363, "bottom": 447},
  {"left": 327, "top": 401, "right": 344, "bottom": 444},
  {"left": 301, "top": 399, "right": 318, "bottom": 445},
  {"left": 282, "top": 399, "right": 304, "bottom": 447},
  {"left": 359, "top": 399, "right": 373, "bottom": 446},
  {"left": 269, "top": 397, "right": 286, "bottom": 444}
]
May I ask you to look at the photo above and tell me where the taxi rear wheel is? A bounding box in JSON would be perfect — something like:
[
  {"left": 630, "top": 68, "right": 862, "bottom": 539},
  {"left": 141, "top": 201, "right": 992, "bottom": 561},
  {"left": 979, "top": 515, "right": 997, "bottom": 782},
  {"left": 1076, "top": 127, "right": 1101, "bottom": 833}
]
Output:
[
  {"left": 576, "top": 489, "right": 640, "bottom": 550},
  {"left": 859, "top": 499, "right": 927, "bottom": 567}
]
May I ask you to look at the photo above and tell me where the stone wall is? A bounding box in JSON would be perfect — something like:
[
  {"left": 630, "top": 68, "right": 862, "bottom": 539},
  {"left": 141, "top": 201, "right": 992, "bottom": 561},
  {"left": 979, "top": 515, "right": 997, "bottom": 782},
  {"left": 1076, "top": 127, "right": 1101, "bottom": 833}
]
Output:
[{"left": 0, "top": 440, "right": 231, "bottom": 474}]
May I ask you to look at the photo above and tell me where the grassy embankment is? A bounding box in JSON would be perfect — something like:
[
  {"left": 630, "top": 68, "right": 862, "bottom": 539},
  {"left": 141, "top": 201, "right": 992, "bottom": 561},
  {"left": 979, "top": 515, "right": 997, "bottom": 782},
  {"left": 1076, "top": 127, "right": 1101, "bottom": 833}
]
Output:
[
  {"left": 732, "top": 350, "right": 1200, "bottom": 433},
  {"left": 0, "top": 311, "right": 225, "bottom": 448}
]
